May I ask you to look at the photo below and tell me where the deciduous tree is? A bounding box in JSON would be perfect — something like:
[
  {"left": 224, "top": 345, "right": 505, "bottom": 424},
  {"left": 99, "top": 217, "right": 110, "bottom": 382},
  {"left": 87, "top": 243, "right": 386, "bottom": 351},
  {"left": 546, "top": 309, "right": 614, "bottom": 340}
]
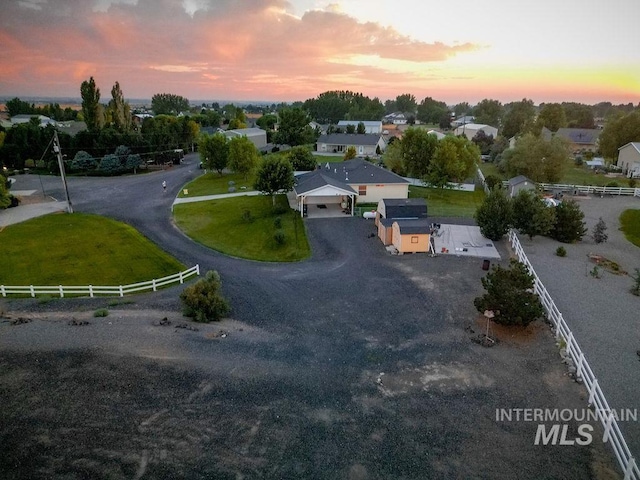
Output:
[
  {"left": 254, "top": 155, "right": 294, "bottom": 205},
  {"left": 473, "top": 99, "right": 503, "bottom": 128},
  {"left": 598, "top": 111, "right": 640, "bottom": 160},
  {"left": 151, "top": 93, "right": 190, "bottom": 115},
  {"left": 274, "top": 107, "right": 315, "bottom": 146},
  {"left": 81, "top": 76, "right": 102, "bottom": 131},
  {"left": 108, "top": 81, "right": 131, "bottom": 132},
  {"left": 500, "top": 133, "right": 569, "bottom": 182},
  {"left": 427, "top": 135, "right": 479, "bottom": 187},
  {"left": 287, "top": 146, "right": 316, "bottom": 171},
  {"left": 416, "top": 97, "right": 449, "bottom": 125},
  {"left": 535, "top": 103, "right": 567, "bottom": 133},
  {"left": 400, "top": 128, "right": 438, "bottom": 178},
  {"left": 502, "top": 98, "right": 535, "bottom": 139},
  {"left": 512, "top": 189, "right": 556, "bottom": 240},
  {"left": 396, "top": 93, "right": 417, "bottom": 113},
  {"left": 228, "top": 136, "right": 259, "bottom": 179},
  {"left": 198, "top": 132, "right": 229, "bottom": 174},
  {"left": 475, "top": 187, "right": 513, "bottom": 240}
]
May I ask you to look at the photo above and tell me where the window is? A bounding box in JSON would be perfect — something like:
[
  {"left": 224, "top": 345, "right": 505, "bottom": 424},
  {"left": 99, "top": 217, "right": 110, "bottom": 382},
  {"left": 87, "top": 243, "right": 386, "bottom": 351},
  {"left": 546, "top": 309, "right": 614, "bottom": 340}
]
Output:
[
  {"left": 358, "top": 185, "right": 367, "bottom": 196},
  {"left": 411, "top": 236, "right": 419, "bottom": 244}
]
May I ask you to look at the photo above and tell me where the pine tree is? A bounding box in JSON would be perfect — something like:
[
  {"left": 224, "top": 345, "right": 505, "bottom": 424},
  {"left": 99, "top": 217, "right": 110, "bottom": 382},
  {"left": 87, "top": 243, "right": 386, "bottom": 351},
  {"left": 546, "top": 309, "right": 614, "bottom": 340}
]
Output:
[{"left": 592, "top": 217, "right": 608, "bottom": 244}]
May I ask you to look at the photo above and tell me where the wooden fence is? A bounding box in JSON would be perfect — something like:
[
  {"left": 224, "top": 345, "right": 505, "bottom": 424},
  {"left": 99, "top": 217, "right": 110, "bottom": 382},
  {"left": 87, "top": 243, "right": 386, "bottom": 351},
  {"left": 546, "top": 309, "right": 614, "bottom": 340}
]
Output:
[
  {"left": 1, "top": 265, "right": 200, "bottom": 298},
  {"left": 509, "top": 231, "right": 638, "bottom": 480}
]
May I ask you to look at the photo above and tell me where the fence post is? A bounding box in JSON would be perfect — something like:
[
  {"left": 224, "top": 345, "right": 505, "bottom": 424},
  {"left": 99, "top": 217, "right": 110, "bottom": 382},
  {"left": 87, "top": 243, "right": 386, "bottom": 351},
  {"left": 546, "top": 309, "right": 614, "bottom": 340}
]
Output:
[
  {"left": 196, "top": 264, "right": 200, "bottom": 275},
  {"left": 30, "top": 285, "right": 35, "bottom": 298},
  {"left": 565, "top": 331, "right": 574, "bottom": 358},
  {"left": 575, "top": 351, "right": 584, "bottom": 380},
  {"left": 624, "top": 457, "right": 636, "bottom": 480},
  {"left": 588, "top": 379, "right": 599, "bottom": 407},
  {"left": 59, "top": 285, "right": 64, "bottom": 298},
  {"left": 89, "top": 285, "right": 94, "bottom": 298},
  {"left": 119, "top": 285, "right": 124, "bottom": 297},
  {"left": 179, "top": 271, "right": 184, "bottom": 284},
  {"left": 152, "top": 279, "right": 157, "bottom": 292},
  {"left": 603, "top": 411, "right": 614, "bottom": 443},
  {"left": 1, "top": 285, "right": 5, "bottom": 297}
]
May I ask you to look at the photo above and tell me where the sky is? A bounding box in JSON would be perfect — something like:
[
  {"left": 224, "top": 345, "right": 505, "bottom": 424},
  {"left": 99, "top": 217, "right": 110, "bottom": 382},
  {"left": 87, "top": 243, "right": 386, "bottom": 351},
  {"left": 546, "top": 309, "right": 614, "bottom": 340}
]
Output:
[{"left": 1, "top": 0, "right": 639, "bottom": 106}]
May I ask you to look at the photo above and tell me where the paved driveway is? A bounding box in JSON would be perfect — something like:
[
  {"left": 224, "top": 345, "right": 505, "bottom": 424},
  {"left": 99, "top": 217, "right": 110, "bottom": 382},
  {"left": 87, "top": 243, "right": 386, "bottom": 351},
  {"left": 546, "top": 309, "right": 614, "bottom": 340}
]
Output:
[{"left": 0, "top": 165, "right": 621, "bottom": 478}]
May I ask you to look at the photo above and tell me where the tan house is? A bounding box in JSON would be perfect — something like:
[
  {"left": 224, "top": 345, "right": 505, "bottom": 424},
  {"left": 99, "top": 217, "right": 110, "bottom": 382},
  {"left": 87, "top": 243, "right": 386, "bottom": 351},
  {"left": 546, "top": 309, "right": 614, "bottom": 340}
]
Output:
[
  {"left": 294, "top": 159, "right": 409, "bottom": 217},
  {"left": 391, "top": 220, "right": 431, "bottom": 254},
  {"left": 542, "top": 127, "right": 600, "bottom": 153},
  {"left": 616, "top": 142, "right": 640, "bottom": 178}
]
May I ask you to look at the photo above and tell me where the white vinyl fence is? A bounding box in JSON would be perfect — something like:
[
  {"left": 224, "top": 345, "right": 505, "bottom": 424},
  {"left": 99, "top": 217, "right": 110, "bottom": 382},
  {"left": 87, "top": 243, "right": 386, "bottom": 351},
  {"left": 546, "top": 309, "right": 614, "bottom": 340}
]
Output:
[
  {"left": 509, "top": 231, "right": 638, "bottom": 480},
  {"left": 1, "top": 265, "right": 200, "bottom": 298}
]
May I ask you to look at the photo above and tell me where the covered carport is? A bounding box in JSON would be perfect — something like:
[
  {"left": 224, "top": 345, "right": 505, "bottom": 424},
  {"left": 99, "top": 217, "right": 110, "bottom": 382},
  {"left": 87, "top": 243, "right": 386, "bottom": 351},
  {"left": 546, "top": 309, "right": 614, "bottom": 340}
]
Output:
[{"left": 293, "top": 172, "right": 358, "bottom": 218}]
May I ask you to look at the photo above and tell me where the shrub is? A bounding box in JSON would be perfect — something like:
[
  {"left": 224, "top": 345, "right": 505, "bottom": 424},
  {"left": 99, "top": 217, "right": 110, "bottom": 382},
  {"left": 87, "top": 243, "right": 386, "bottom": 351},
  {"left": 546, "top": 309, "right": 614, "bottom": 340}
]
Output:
[
  {"left": 550, "top": 199, "right": 587, "bottom": 243},
  {"left": 556, "top": 246, "right": 567, "bottom": 257},
  {"left": 630, "top": 178, "right": 637, "bottom": 188},
  {"left": 180, "top": 270, "right": 230, "bottom": 323},
  {"left": 241, "top": 209, "right": 253, "bottom": 223},
  {"left": 273, "top": 230, "right": 286, "bottom": 245},
  {"left": 473, "top": 259, "right": 544, "bottom": 327},
  {"left": 606, "top": 181, "right": 619, "bottom": 188},
  {"left": 484, "top": 175, "right": 502, "bottom": 191},
  {"left": 93, "top": 308, "right": 109, "bottom": 317},
  {"left": 274, "top": 216, "right": 282, "bottom": 229},
  {"left": 592, "top": 217, "right": 608, "bottom": 244},
  {"left": 574, "top": 156, "right": 583, "bottom": 166},
  {"left": 272, "top": 203, "right": 289, "bottom": 215}
]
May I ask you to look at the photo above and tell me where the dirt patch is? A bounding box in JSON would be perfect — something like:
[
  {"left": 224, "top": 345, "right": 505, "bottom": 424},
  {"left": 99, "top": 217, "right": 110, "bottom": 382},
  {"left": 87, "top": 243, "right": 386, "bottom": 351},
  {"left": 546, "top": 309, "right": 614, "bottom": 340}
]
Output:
[
  {"left": 471, "top": 315, "right": 548, "bottom": 346},
  {"left": 587, "top": 253, "right": 628, "bottom": 275}
]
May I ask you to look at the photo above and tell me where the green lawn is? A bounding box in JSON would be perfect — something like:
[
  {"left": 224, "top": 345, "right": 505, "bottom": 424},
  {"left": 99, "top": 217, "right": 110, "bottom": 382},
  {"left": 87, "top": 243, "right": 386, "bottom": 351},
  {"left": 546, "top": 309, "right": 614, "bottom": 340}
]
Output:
[
  {"left": 620, "top": 209, "right": 640, "bottom": 248},
  {"left": 478, "top": 160, "right": 625, "bottom": 187},
  {"left": 173, "top": 194, "right": 310, "bottom": 262},
  {"left": 0, "top": 213, "right": 185, "bottom": 285},
  {"left": 313, "top": 154, "right": 345, "bottom": 163},
  {"left": 409, "top": 186, "right": 485, "bottom": 218},
  {"left": 178, "top": 172, "right": 257, "bottom": 197}
]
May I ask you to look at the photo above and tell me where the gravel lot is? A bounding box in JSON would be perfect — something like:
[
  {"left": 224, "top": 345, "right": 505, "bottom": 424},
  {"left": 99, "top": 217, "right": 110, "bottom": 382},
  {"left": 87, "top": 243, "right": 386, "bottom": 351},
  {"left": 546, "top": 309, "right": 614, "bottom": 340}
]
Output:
[
  {"left": 0, "top": 167, "right": 624, "bottom": 479},
  {"left": 515, "top": 194, "right": 640, "bottom": 461}
]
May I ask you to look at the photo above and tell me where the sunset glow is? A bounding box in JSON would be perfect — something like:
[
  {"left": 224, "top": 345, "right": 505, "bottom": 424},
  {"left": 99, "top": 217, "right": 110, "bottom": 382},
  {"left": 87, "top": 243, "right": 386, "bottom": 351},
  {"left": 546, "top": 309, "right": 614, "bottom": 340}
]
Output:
[{"left": 1, "top": 0, "right": 638, "bottom": 104}]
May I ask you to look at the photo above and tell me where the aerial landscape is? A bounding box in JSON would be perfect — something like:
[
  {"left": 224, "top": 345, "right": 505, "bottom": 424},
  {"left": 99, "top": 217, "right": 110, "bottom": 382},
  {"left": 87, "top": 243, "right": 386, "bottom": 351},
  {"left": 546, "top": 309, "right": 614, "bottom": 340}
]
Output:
[{"left": 1, "top": 1, "right": 639, "bottom": 479}]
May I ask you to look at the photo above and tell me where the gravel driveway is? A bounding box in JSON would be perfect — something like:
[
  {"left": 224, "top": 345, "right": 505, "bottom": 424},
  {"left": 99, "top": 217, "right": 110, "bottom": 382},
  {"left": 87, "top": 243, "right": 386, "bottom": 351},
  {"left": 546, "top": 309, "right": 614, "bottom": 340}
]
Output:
[
  {"left": 515, "top": 194, "right": 640, "bottom": 460},
  {"left": 0, "top": 165, "right": 623, "bottom": 479}
]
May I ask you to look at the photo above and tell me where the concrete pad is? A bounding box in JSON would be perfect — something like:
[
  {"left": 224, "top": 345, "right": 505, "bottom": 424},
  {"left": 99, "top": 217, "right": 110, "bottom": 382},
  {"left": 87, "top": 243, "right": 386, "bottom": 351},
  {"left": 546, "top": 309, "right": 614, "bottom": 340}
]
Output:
[
  {"left": 432, "top": 224, "right": 500, "bottom": 259},
  {"left": 0, "top": 201, "right": 69, "bottom": 227},
  {"left": 11, "top": 190, "right": 38, "bottom": 196}
]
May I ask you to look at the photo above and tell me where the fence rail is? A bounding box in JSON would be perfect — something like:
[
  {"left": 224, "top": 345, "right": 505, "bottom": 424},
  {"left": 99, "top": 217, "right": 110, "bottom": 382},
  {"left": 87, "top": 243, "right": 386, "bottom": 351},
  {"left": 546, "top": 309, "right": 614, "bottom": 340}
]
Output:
[
  {"left": 0, "top": 265, "right": 200, "bottom": 298},
  {"left": 497, "top": 179, "right": 640, "bottom": 197},
  {"left": 508, "top": 231, "right": 638, "bottom": 480}
]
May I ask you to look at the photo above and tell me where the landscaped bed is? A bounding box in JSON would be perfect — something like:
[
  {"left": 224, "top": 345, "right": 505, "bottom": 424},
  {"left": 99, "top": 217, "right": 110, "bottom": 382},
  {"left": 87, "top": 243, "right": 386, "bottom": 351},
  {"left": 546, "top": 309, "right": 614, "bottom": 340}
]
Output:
[{"left": 173, "top": 194, "right": 310, "bottom": 262}]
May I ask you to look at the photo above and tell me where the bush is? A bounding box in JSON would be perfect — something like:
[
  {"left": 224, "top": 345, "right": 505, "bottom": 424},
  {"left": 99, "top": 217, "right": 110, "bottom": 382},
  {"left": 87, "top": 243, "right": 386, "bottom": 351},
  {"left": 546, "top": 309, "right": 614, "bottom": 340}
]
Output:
[
  {"left": 606, "top": 181, "right": 619, "bottom": 188},
  {"left": 180, "top": 270, "right": 230, "bottom": 323},
  {"left": 473, "top": 259, "right": 544, "bottom": 327},
  {"left": 629, "top": 178, "right": 637, "bottom": 188},
  {"left": 93, "top": 308, "right": 109, "bottom": 317},
  {"left": 484, "top": 175, "right": 502, "bottom": 191},
  {"left": 272, "top": 203, "right": 290, "bottom": 215},
  {"left": 274, "top": 216, "right": 282, "bottom": 229},
  {"left": 550, "top": 199, "right": 587, "bottom": 243},
  {"left": 241, "top": 209, "right": 253, "bottom": 223},
  {"left": 574, "top": 156, "right": 583, "bottom": 166},
  {"left": 556, "top": 246, "right": 567, "bottom": 257},
  {"left": 273, "top": 230, "right": 286, "bottom": 245}
]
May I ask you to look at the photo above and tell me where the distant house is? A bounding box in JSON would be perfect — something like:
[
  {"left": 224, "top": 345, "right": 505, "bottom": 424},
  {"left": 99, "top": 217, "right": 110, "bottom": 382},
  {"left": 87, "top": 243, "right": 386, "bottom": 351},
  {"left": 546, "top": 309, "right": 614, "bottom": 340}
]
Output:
[
  {"left": 427, "top": 129, "right": 446, "bottom": 140},
  {"left": 451, "top": 115, "right": 475, "bottom": 128},
  {"left": 542, "top": 127, "right": 601, "bottom": 153},
  {"left": 585, "top": 157, "right": 605, "bottom": 169},
  {"left": 616, "top": 142, "right": 640, "bottom": 178},
  {"left": 10, "top": 114, "right": 56, "bottom": 127},
  {"left": 293, "top": 159, "right": 409, "bottom": 217},
  {"left": 453, "top": 123, "right": 498, "bottom": 141},
  {"left": 316, "top": 133, "right": 386, "bottom": 156},
  {"left": 224, "top": 127, "right": 267, "bottom": 150},
  {"left": 507, "top": 175, "right": 537, "bottom": 197},
  {"left": 55, "top": 121, "right": 87, "bottom": 137},
  {"left": 132, "top": 113, "right": 153, "bottom": 128},
  {"left": 309, "top": 121, "right": 328, "bottom": 135},
  {"left": 337, "top": 120, "right": 382, "bottom": 134},
  {"left": 383, "top": 112, "right": 409, "bottom": 125}
]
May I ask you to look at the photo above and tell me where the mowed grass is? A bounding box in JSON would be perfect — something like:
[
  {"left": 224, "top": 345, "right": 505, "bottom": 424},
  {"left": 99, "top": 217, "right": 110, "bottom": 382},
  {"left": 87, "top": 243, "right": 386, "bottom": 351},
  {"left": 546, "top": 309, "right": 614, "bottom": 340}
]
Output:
[
  {"left": 173, "top": 194, "right": 310, "bottom": 262},
  {"left": 409, "top": 186, "right": 485, "bottom": 218},
  {"left": 0, "top": 213, "right": 185, "bottom": 285},
  {"left": 620, "top": 209, "right": 640, "bottom": 248},
  {"left": 478, "top": 160, "right": 624, "bottom": 186},
  {"left": 178, "top": 172, "right": 257, "bottom": 197}
]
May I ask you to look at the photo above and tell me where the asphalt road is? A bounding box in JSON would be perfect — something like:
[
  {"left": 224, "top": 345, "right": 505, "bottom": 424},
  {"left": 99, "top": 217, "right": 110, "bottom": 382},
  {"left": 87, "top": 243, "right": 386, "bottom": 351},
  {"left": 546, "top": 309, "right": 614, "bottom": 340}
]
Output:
[{"left": 0, "top": 160, "right": 622, "bottom": 479}]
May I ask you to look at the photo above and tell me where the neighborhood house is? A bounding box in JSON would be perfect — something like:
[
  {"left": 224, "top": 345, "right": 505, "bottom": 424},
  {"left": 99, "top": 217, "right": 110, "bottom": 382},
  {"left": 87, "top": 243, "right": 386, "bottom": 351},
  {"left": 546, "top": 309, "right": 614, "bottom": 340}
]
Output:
[
  {"left": 316, "top": 133, "right": 386, "bottom": 156},
  {"left": 293, "top": 159, "right": 409, "bottom": 217},
  {"left": 616, "top": 142, "right": 640, "bottom": 178}
]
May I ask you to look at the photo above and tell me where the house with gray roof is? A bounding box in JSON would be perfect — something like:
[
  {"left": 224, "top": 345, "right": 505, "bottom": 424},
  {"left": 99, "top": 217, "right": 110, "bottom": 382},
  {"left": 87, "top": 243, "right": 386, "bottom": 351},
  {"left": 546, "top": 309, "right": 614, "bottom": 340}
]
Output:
[
  {"left": 507, "top": 175, "right": 536, "bottom": 197},
  {"left": 336, "top": 120, "right": 382, "bottom": 134},
  {"left": 224, "top": 127, "right": 267, "bottom": 150},
  {"left": 293, "top": 158, "right": 408, "bottom": 217},
  {"left": 316, "top": 133, "right": 386, "bottom": 156},
  {"left": 616, "top": 142, "right": 640, "bottom": 178},
  {"left": 542, "top": 127, "right": 600, "bottom": 153}
]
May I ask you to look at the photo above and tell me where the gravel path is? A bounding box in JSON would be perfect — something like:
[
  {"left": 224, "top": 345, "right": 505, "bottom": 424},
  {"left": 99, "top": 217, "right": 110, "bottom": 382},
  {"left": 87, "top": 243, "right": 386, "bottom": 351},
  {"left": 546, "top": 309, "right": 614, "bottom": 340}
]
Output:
[{"left": 516, "top": 194, "right": 640, "bottom": 459}]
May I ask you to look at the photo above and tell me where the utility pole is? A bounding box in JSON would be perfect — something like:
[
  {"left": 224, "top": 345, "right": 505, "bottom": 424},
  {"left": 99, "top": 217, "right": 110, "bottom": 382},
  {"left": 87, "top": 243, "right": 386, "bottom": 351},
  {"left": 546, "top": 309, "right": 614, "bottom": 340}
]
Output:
[{"left": 53, "top": 131, "right": 73, "bottom": 213}]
